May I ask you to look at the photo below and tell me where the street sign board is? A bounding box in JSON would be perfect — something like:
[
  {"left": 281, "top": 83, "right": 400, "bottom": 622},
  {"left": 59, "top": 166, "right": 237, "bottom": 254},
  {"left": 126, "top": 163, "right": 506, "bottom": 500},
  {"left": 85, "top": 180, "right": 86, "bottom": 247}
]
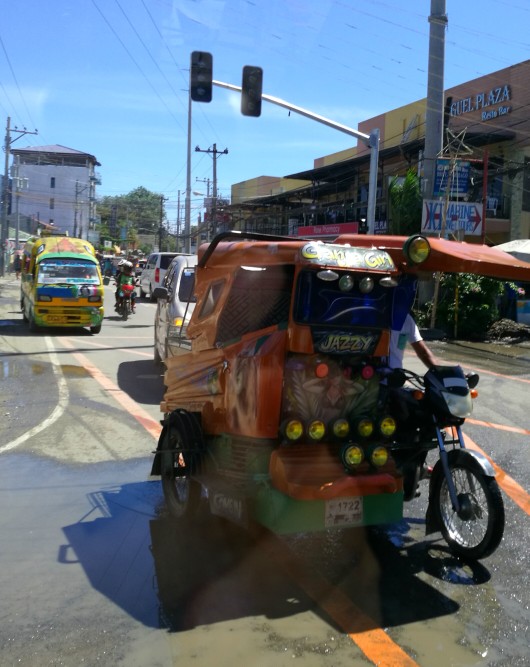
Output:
[
  {"left": 421, "top": 199, "right": 483, "bottom": 237},
  {"left": 433, "top": 159, "right": 470, "bottom": 197}
]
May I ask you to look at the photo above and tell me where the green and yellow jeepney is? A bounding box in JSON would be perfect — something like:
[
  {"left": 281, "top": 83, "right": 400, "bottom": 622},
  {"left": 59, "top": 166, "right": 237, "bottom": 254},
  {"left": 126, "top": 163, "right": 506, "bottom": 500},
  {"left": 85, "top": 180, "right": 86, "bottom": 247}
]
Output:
[{"left": 21, "top": 234, "right": 104, "bottom": 334}]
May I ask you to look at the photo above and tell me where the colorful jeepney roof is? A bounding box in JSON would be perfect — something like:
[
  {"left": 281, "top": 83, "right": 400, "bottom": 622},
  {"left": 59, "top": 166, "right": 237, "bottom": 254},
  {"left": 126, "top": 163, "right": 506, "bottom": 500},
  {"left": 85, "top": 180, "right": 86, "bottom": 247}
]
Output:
[{"left": 31, "top": 236, "right": 97, "bottom": 264}]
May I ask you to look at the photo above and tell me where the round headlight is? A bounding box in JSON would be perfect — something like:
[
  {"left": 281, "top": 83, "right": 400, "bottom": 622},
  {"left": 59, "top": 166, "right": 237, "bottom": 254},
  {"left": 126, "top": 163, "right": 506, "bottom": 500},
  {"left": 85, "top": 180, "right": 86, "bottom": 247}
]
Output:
[
  {"left": 404, "top": 235, "right": 431, "bottom": 265},
  {"left": 308, "top": 420, "right": 326, "bottom": 441},
  {"left": 356, "top": 417, "right": 374, "bottom": 438},
  {"left": 284, "top": 419, "right": 304, "bottom": 441},
  {"left": 359, "top": 276, "right": 374, "bottom": 293},
  {"left": 332, "top": 418, "right": 350, "bottom": 439},
  {"left": 379, "top": 415, "right": 397, "bottom": 437},
  {"left": 342, "top": 444, "right": 364, "bottom": 469},
  {"left": 370, "top": 446, "right": 389, "bottom": 467},
  {"left": 338, "top": 274, "right": 354, "bottom": 292}
]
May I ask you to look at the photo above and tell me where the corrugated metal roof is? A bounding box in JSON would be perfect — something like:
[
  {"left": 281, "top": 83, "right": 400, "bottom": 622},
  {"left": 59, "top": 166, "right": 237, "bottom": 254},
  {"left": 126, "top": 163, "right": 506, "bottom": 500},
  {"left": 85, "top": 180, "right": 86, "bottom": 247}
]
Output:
[{"left": 11, "top": 144, "right": 99, "bottom": 165}]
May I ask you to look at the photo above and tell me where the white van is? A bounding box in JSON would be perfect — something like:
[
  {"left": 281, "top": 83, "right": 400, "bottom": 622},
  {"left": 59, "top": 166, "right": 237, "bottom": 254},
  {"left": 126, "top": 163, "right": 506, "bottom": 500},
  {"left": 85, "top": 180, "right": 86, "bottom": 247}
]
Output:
[{"left": 139, "top": 252, "right": 180, "bottom": 300}]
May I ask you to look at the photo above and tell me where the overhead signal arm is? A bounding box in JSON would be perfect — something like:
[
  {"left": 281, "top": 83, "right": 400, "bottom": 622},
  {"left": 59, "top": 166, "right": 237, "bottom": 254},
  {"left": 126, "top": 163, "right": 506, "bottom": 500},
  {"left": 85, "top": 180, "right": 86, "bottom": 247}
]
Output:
[{"left": 213, "top": 79, "right": 380, "bottom": 234}]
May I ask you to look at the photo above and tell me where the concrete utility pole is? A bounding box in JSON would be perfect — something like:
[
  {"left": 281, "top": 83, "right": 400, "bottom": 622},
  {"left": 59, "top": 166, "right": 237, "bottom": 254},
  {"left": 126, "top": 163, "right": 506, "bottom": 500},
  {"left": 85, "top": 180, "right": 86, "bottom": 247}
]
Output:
[
  {"left": 184, "top": 89, "right": 192, "bottom": 253},
  {"left": 195, "top": 143, "right": 228, "bottom": 240},
  {"left": 0, "top": 117, "right": 38, "bottom": 276},
  {"left": 423, "top": 0, "right": 448, "bottom": 202},
  {"left": 159, "top": 195, "right": 168, "bottom": 251}
]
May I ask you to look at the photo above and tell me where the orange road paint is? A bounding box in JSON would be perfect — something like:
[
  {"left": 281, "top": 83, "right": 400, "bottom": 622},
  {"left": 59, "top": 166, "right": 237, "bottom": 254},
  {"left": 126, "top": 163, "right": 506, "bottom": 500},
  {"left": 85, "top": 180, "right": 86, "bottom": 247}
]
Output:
[
  {"left": 467, "top": 418, "right": 530, "bottom": 436},
  {"left": 59, "top": 338, "right": 162, "bottom": 440},
  {"left": 257, "top": 528, "right": 420, "bottom": 667},
  {"left": 464, "top": 434, "right": 530, "bottom": 515}
]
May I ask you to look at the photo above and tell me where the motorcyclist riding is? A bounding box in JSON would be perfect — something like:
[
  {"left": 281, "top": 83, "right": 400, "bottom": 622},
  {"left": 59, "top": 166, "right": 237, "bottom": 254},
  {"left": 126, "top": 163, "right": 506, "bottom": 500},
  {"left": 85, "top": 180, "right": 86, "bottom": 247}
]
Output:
[{"left": 115, "top": 260, "right": 137, "bottom": 313}]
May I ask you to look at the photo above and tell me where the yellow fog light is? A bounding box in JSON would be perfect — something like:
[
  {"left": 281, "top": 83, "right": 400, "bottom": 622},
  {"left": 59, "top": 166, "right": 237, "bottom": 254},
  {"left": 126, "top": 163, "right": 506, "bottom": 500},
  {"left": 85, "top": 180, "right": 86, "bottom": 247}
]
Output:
[
  {"left": 356, "top": 417, "right": 374, "bottom": 438},
  {"left": 342, "top": 444, "right": 364, "bottom": 469},
  {"left": 308, "top": 420, "right": 326, "bottom": 441},
  {"left": 379, "top": 415, "right": 397, "bottom": 437},
  {"left": 403, "top": 235, "right": 431, "bottom": 265},
  {"left": 370, "top": 446, "right": 389, "bottom": 467},
  {"left": 332, "top": 418, "right": 350, "bottom": 439},
  {"left": 284, "top": 419, "right": 304, "bottom": 441}
]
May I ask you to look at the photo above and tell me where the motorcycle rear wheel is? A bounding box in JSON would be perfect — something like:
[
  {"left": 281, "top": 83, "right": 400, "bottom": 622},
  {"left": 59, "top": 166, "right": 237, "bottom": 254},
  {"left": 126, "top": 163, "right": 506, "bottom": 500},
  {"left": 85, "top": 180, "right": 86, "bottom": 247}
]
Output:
[
  {"left": 160, "top": 421, "right": 201, "bottom": 519},
  {"left": 433, "top": 462, "right": 504, "bottom": 560}
]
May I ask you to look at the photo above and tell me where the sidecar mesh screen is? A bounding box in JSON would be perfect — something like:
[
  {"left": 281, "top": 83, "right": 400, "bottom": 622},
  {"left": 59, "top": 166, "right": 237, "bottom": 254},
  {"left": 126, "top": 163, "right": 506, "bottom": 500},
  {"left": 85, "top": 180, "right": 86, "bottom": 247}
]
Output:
[{"left": 216, "top": 265, "right": 294, "bottom": 345}]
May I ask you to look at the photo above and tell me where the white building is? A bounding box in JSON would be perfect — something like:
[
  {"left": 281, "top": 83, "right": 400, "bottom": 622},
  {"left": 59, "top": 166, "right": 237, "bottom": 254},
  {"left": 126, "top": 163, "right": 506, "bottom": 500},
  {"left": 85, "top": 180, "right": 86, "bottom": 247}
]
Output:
[{"left": 11, "top": 145, "right": 101, "bottom": 241}]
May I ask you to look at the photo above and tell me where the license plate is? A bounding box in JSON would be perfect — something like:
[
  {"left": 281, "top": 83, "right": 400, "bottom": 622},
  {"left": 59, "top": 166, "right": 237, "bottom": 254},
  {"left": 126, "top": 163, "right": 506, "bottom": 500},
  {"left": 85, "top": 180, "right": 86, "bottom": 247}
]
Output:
[
  {"left": 325, "top": 497, "right": 363, "bottom": 527},
  {"left": 47, "top": 315, "right": 68, "bottom": 323}
]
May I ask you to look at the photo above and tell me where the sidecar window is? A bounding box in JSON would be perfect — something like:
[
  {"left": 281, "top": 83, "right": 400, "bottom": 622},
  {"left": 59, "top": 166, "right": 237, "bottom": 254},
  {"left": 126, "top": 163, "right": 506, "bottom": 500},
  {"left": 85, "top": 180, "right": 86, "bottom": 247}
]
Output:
[
  {"left": 216, "top": 264, "right": 294, "bottom": 345},
  {"left": 293, "top": 269, "right": 392, "bottom": 328},
  {"left": 198, "top": 279, "right": 225, "bottom": 318}
]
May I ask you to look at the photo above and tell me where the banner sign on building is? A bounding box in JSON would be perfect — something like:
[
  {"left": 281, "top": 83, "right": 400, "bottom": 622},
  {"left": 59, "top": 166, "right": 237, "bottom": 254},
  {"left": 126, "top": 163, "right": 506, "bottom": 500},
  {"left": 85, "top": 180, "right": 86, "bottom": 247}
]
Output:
[
  {"left": 296, "top": 222, "right": 359, "bottom": 237},
  {"left": 421, "top": 199, "right": 483, "bottom": 237},
  {"left": 433, "top": 159, "right": 470, "bottom": 197}
]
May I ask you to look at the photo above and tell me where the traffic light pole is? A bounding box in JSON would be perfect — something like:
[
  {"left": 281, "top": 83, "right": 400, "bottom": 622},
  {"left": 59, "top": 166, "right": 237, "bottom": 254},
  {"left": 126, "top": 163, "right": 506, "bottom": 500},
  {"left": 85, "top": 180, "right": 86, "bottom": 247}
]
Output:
[{"left": 212, "top": 80, "right": 380, "bottom": 234}]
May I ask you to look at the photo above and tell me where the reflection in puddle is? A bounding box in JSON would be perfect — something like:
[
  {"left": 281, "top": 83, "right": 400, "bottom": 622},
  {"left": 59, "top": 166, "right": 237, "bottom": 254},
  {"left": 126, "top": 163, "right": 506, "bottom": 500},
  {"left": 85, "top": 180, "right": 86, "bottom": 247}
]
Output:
[{"left": 60, "top": 364, "right": 90, "bottom": 377}]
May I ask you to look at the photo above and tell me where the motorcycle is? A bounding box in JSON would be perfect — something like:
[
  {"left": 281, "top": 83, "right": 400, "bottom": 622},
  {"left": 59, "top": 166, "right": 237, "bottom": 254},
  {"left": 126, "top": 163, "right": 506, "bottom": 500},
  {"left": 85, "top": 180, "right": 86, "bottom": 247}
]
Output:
[
  {"left": 116, "top": 283, "right": 135, "bottom": 321},
  {"left": 382, "top": 364, "right": 504, "bottom": 560}
]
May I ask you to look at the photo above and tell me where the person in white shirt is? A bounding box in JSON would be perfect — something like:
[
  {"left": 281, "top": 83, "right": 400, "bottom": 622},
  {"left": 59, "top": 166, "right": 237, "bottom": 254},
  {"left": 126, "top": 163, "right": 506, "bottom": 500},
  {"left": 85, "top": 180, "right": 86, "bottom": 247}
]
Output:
[{"left": 389, "top": 313, "right": 437, "bottom": 370}]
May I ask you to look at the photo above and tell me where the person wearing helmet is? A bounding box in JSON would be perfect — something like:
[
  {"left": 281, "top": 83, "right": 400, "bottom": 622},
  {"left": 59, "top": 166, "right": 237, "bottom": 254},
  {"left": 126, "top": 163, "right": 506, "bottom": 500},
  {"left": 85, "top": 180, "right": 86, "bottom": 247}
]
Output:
[{"left": 115, "top": 260, "right": 137, "bottom": 313}]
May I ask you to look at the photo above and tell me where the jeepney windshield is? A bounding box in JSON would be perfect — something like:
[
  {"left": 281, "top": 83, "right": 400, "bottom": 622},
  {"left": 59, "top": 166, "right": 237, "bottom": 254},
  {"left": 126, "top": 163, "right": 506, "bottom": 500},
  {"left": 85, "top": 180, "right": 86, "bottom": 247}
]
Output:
[
  {"left": 37, "top": 259, "right": 101, "bottom": 285},
  {"left": 293, "top": 268, "right": 393, "bottom": 328}
]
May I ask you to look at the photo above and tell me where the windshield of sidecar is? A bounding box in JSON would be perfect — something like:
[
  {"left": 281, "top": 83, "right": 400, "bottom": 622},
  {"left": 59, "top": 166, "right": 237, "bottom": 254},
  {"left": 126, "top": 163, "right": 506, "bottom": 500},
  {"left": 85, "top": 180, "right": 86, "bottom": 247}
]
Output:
[{"left": 293, "top": 268, "right": 394, "bottom": 328}]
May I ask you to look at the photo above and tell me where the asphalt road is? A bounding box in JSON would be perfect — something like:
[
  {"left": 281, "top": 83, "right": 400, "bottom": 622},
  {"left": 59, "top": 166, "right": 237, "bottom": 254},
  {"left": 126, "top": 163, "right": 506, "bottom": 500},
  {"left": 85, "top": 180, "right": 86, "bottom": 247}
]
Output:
[{"left": 1, "top": 275, "right": 529, "bottom": 667}]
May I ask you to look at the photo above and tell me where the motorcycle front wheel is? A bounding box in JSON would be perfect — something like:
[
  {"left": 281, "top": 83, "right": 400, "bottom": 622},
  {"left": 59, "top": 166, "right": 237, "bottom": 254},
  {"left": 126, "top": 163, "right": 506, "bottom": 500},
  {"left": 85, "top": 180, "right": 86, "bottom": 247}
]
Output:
[{"left": 433, "top": 462, "right": 505, "bottom": 560}]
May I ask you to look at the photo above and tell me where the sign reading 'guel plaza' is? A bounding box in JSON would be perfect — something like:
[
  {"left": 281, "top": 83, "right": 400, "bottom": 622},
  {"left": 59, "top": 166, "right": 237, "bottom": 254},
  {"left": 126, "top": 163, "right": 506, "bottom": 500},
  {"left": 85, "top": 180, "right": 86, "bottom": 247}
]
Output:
[{"left": 450, "top": 84, "right": 511, "bottom": 121}]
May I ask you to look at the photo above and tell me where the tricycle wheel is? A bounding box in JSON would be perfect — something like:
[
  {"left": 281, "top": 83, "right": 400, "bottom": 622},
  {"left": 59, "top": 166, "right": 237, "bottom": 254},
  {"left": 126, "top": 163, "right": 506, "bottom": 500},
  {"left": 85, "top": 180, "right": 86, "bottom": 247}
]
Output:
[
  {"left": 432, "top": 461, "right": 504, "bottom": 560},
  {"left": 160, "top": 420, "right": 201, "bottom": 519}
]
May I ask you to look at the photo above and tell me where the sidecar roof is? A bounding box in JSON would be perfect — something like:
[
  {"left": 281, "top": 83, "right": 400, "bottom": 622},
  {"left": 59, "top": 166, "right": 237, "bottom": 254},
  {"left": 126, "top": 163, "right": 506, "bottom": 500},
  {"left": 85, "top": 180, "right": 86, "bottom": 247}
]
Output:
[
  {"left": 197, "top": 231, "right": 530, "bottom": 283},
  {"left": 335, "top": 234, "right": 530, "bottom": 282}
]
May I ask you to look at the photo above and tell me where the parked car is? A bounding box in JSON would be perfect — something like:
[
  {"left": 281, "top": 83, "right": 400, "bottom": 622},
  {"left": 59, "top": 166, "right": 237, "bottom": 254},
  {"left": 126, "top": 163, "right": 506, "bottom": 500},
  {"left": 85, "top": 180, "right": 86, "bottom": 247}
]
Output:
[
  {"left": 152, "top": 254, "right": 198, "bottom": 364},
  {"left": 139, "top": 252, "right": 181, "bottom": 300}
]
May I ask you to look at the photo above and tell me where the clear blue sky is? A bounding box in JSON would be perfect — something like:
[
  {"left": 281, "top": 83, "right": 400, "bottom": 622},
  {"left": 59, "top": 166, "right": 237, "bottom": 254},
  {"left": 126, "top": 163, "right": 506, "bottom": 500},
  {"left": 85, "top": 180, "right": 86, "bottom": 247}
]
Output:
[{"left": 2, "top": 0, "right": 529, "bottom": 223}]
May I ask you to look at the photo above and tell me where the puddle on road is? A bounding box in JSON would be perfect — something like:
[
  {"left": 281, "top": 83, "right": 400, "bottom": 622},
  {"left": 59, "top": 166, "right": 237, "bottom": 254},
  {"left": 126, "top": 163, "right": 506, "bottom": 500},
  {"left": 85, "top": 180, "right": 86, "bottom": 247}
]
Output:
[{"left": 1, "top": 358, "right": 90, "bottom": 379}]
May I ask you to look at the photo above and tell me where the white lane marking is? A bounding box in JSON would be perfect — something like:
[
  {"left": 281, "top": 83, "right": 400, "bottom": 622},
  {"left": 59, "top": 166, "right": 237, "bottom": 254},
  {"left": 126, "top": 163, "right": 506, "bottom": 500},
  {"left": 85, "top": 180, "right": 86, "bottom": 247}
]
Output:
[{"left": 0, "top": 336, "right": 69, "bottom": 454}]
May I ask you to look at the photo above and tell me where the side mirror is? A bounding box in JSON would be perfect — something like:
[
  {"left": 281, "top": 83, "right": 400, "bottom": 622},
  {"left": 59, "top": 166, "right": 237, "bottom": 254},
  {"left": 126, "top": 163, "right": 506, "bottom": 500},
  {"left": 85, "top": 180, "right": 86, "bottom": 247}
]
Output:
[
  {"left": 152, "top": 286, "right": 169, "bottom": 301},
  {"left": 466, "top": 372, "right": 480, "bottom": 389}
]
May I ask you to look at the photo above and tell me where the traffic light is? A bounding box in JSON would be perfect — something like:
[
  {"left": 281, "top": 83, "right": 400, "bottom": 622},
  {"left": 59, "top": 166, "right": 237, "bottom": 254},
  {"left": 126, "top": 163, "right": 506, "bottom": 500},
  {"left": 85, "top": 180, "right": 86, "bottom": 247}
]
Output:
[
  {"left": 241, "top": 65, "right": 263, "bottom": 117},
  {"left": 190, "top": 51, "right": 213, "bottom": 102}
]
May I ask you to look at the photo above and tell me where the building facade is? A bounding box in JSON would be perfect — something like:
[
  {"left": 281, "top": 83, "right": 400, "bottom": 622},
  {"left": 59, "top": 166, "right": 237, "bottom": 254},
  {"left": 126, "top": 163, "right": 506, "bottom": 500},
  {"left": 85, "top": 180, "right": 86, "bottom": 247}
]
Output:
[
  {"left": 229, "top": 59, "right": 530, "bottom": 245},
  {"left": 10, "top": 145, "right": 101, "bottom": 242}
]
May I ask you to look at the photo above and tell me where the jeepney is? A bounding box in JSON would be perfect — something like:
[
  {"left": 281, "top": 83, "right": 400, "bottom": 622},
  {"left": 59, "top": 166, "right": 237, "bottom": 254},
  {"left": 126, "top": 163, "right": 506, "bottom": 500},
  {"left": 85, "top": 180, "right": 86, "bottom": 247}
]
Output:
[{"left": 21, "top": 233, "right": 104, "bottom": 334}]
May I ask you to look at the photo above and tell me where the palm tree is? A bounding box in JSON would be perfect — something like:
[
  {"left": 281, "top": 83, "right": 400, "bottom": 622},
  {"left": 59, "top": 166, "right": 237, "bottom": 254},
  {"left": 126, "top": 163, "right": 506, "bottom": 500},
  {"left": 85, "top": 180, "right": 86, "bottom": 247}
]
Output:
[{"left": 388, "top": 169, "right": 422, "bottom": 235}]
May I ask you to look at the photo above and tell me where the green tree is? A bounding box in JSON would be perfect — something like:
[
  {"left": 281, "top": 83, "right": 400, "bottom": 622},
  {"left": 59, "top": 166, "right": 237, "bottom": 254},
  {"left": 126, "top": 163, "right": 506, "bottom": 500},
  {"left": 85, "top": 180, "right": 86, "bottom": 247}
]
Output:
[
  {"left": 418, "top": 273, "right": 515, "bottom": 340},
  {"left": 388, "top": 169, "right": 422, "bottom": 235},
  {"left": 97, "top": 187, "right": 165, "bottom": 248}
]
